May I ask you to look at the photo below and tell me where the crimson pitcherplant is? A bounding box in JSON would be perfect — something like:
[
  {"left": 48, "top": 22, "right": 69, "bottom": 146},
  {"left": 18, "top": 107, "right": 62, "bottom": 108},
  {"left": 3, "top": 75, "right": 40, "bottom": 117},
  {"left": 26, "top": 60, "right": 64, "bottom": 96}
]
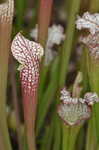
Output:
[
  {"left": 11, "top": 33, "right": 44, "bottom": 150},
  {"left": 58, "top": 87, "right": 99, "bottom": 126}
]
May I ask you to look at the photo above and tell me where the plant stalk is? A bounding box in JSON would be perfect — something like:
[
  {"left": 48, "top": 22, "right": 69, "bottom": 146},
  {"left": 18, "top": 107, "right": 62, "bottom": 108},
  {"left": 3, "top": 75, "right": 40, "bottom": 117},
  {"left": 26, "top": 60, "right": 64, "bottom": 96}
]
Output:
[
  {"left": 58, "top": 0, "right": 81, "bottom": 149},
  {"left": 9, "top": 56, "right": 23, "bottom": 150},
  {"left": 62, "top": 125, "right": 81, "bottom": 150},
  {"left": 59, "top": 0, "right": 81, "bottom": 88},
  {"left": 0, "top": 0, "right": 14, "bottom": 150},
  {"left": 85, "top": 0, "right": 99, "bottom": 146},
  {"left": 36, "top": 57, "right": 59, "bottom": 135},
  {"left": 37, "top": 0, "right": 54, "bottom": 108},
  {"left": 38, "top": 0, "right": 53, "bottom": 46},
  {"left": 86, "top": 119, "right": 97, "bottom": 150},
  {"left": 23, "top": 91, "right": 37, "bottom": 150}
]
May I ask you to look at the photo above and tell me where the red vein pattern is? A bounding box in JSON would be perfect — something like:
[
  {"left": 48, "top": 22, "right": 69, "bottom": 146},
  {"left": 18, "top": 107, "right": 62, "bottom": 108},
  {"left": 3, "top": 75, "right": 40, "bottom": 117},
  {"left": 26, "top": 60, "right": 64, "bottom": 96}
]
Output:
[{"left": 11, "top": 33, "right": 44, "bottom": 94}]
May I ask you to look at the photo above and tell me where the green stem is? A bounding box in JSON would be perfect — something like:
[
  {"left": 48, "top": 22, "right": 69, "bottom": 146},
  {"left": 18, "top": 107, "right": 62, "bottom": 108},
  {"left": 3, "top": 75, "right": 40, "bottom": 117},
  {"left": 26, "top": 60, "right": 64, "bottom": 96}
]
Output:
[
  {"left": 86, "top": 0, "right": 99, "bottom": 145},
  {"left": 38, "top": 65, "right": 49, "bottom": 104},
  {"left": 29, "top": 0, "right": 39, "bottom": 28},
  {"left": 86, "top": 119, "right": 97, "bottom": 150},
  {"left": 0, "top": 103, "right": 12, "bottom": 150},
  {"left": 40, "top": 127, "right": 50, "bottom": 150},
  {"left": 16, "top": 0, "right": 27, "bottom": 31},
  {"left": 86, "top": 52, "right": 99, "bottom": 142},
  {"left": 36, "top": 57, "right": 59, "bottom": 135},
  {"left": 58, "top": 0, "right": 81, "bottom": 149},
  {"left": 0, "top": 63, "right": 12, "bottom": 150},
  {"left": 59, "top": 0, "right": 81, "bottom": 87},
  {"left": 80, "top": 48, "right": 90, "bottom": 93},
  {"left": 53, "top": 116, "right": 62, "bottom": 150},
  {"left": 89, "top": 0, "right": 99, "bottom": 12},
  {"left": 62, "top": 125, "right": 69, "bottom": 150},
  {"left": 0, "top": 132, "right": 5, "bottom": 150},
  {"left": 62, "top": 125, "right": 81, "bottom": 150},
  {"left": 40, "top": 113, "right": 55, "bottom": 150}
]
